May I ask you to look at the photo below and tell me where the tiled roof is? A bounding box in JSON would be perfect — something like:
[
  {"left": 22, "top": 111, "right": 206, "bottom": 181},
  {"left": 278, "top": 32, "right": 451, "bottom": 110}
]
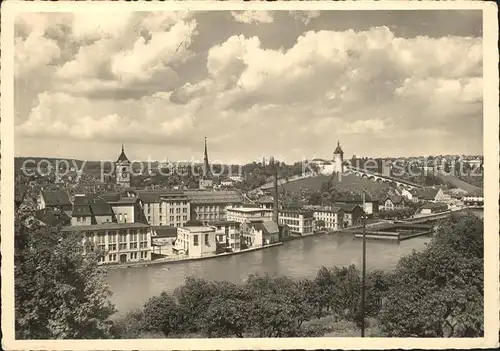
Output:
[
  {"left": 33, "top": 208, "right": 71, "bottom": 227},
  {"left": 248, "top": 220, "right": 279, "bottom": 235},
  {"left": 136, "top": 190, "right": 185, "bottom": 203},
  {"left": 212, "top": 220, "right": 240, "bottom": 226},
  {"left": 153, "top": 226, "right": 178, "bottom": 237},
  {"left": 279, "top": 208, "right": 313, "bottom": 217},
  {"left": 42, "top": 190, "right": 71, "bottom": 206},
  {"left": 72, "top": 204, "right": 93, "bottom": 216},
  {"left": 185, "top": 190, "right": 244, "bottom": 204},
  {"left": 256, "top": 195, "right": 274, "bottom": 204},
  {"left": 313, "top": 206, "right": 343, "bottom": 214},
  {"left": 61, "top": 222, "right": 150, "bottom": 232},
  {"left": 334, "top": 203, "right": 363, "bottom": 212},
  {"left": 90, "top": 203, "right": 115, "bottom": 216},
  {"left": 181, "top": 226, "right": 215, "bottom": 233},
  {"left": 416, "top": 188, "right": 440, "bottom": 200},
  {"left": 99, "top": 192, "right": 121, "bottom": 202}
]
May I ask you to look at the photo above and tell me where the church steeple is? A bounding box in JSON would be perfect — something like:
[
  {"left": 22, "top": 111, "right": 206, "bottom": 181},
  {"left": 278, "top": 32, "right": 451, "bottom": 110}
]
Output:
[{"left": 203, "top": 137, "right": 211, "bottom": 178}]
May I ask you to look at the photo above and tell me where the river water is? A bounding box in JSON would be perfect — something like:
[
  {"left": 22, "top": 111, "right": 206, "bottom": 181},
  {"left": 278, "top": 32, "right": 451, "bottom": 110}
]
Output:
[{"left": 106, "top": 233, "right": 432, "bottom": 317}]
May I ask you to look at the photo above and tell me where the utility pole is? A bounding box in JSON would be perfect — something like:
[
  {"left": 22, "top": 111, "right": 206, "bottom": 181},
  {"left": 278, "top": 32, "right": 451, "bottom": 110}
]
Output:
[{"left": 361, "top": 189, "right": 367, "bottom": 337}]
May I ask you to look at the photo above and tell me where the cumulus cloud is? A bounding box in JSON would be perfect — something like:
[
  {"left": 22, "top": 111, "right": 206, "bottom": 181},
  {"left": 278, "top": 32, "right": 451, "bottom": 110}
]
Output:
[
  {"left": 14, "top": 12, "right": 483, "bottom": 160},
  {"left": 231, "top": 11, "right": 274, "bottom": 24}
]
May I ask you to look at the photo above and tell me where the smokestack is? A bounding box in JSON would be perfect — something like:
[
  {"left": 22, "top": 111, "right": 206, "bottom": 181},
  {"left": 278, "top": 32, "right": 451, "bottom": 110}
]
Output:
[{"left": 273, "top": 160, "right": 279, "bottom": 223}]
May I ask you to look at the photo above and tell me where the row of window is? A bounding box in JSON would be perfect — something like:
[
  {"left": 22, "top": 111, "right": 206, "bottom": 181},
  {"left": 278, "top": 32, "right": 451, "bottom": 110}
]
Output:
[
  {"left": 195, "top": 205, "right": 227, "bottom": 212},
  {"left": 147, "top": 207, "right": 188, "bottom": 214},
  {"left": 86, "top": 232, "right": 148, "bottom": 244},
  {"left": 146, "top": 215, "right": 188, "bottom": 222},
  {"left": 94, "top": 241, "right": 148, "bottom": 252},
  {"left": 101, "top": 251, "right": 149, "bottom": 262}
]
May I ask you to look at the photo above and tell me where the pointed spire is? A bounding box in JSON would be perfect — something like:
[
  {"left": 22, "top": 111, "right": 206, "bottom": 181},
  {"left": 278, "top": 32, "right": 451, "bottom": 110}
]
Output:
[
  {"left": 121, "top": 143, "right": 124, "bottom": 153},
  {"left": 203, "top": 137, "right": 211, "bottom": 178}
]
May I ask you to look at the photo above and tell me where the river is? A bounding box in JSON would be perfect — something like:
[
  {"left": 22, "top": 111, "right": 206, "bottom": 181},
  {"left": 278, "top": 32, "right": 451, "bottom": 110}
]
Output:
[{"left": 106, "top": 233, "right": 432, "bottom": 317}]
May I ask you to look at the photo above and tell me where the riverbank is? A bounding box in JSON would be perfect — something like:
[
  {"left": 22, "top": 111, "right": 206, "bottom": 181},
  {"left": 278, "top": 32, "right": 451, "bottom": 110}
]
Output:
[{"left": 105, "top": 242, "right": 283, "bottom": 270}]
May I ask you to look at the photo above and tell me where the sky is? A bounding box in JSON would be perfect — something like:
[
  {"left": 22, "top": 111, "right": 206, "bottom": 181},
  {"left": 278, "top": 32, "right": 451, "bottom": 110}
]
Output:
[{"left": 14, "top": 9, "right": 483, "bottom": 164}]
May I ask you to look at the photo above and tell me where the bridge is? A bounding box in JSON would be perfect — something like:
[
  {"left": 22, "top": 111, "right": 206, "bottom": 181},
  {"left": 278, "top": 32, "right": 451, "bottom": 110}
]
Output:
[
  {"left": 345, "top": 166, "right": 422, "bottom": 190},
  {"left": 249, "top": 165, "right": 423, "bottom": 195}
]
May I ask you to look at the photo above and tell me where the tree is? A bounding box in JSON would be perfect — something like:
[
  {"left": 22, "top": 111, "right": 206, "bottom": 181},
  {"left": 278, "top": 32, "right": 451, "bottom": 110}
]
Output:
[
  {"left": 15, "top": 224, "right": 116, "bottom": 339},
  {"left": 379, "top": 213, "right": 484, "bottom": 337},
  {"left": 200, "top": 296, "right": 250, "bottom": 337},
  {"left": 315, "top": 219, "right": 326, "bottom": 230},
  {"left": 142, "top": 292, "right": 182, "bottom": 337}
]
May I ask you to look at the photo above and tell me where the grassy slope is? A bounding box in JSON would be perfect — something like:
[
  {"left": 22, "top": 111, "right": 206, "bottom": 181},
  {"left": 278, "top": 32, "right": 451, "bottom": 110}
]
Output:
[
  {"left": 435, "top": 173, "right": 482, "bottom": 193},
  {"left": 280, "top": 174, "right": 391, "bottom": 194}
]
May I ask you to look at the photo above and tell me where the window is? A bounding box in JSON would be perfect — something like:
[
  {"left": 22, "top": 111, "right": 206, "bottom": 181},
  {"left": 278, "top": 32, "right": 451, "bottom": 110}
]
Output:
[
  {"left": 124, "top": 213, "right": 128, "bottom": 223},
  {"left": 205, "top": 234, "right": 210, "bottom": 246},
  {"left": 119, "top": 233, "right": 127, "bottom": 243},
  {"left": 176, "top": 208, "right": 181, "bottom": 214},
  {"left": 147, "top": 208, "right": 151, "bottom": 214},
  {"left": 147, "top": 215, "right": 151, "bottom": 222},
  {"left": 169, "top": 208, "right": 174, "bottom": 214},
  {"left": 170, "top": 216, "right": 174, "bottom": 221},
  {"left": 130, "top": 233, "right": 138, "bottom": 242},
  {"left": 108, "top": 243, "right": 117, "bottom": 251},
  {"left": 130, "top": 242, "right": 138, "bottom": 249},
  {"left": 159, "top": 206, "right": 162, "bottom": 213},
  {"left": 183, "top": 208, "right": 187, "bottom": 213},
  {"left": 118, "top": 213, "right": 123, "bottom": 222},
  {"left": 159, "top": 215, "right": 163, "bottom": 221},
  {"left": 119, "top": 243, "right": 128, "bottom": 250},
  {"left": 193, "top": 235, "right": 199, "bottom": 246},
  {"left": 183, "top": 215, "right": 187, "bottom": 221}
]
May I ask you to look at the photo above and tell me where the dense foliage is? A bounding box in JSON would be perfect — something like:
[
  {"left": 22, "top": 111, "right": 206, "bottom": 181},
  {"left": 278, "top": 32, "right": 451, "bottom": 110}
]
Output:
[
  {"left": 14, "top": 188, "right": 116, "bottom": 339},
  {"left": 379, "top": 212, "right": 484, "bottom": 337}
]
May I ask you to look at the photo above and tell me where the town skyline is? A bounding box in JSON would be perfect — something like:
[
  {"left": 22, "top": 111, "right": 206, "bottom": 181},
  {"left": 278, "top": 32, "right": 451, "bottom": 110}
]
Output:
[{"left": 15, "top": 10, "right": 483, "bottom": 163}]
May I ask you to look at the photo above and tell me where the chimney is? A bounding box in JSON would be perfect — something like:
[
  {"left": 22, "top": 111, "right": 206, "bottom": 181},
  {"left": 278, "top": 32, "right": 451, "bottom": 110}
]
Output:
[{"left": 273, "top": 161, "right": 279, "bottom": 223}]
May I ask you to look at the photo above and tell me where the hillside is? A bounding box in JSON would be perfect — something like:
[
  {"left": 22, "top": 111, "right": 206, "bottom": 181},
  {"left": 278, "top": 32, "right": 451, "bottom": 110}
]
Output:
[
  {"left": 279, "top": 174, "right": 391, "bottom": 197},
  {"left": 435, "top": 173, "right": 482, "bottom": 194}
]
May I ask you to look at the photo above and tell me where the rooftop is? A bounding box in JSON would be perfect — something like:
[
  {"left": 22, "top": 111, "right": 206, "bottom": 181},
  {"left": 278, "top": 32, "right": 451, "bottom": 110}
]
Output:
[
  {"left": 42, "top": 189, "right": 72, "bottom": 206},
  {"left": 180, "top": 226, "right": 215, "bottom": 233},
  {"left": 313, "top": 206, "right": 343, "bottom": 214},
  {"left": 61, "top": 222, "right": 149, "bottom": 232},
  {"left": 227, "top": 207, "right": 273, "bottom": 213}
]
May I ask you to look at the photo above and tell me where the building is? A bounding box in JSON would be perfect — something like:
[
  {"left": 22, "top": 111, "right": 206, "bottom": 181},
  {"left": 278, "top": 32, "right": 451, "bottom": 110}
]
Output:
[
  {"left": 333, "top": 141, "right": 344, "bottom": 174},
  {"left": 383, "top": 195, "right": 408, "bottom": 211},
  {"left": 212, "top": 220, "right": 241, "bottom": 252},
  {"left": 336, "top": 193, "right": 379, "bottom": 216},
  {"left": 137, "top": 190, "right": 190, "bottom": 227},
  {"left": 115, "top": 144, "right": 131, "bottom": 189},
  {"left": 108, "top": 196, "right": 143, "bottom": 224},
  {"left": 174, "top": 226, "right": 217, "bottom": 258},
  {"left": 186, "top": 190, "right": 244, "bottom": 224},
  {"left": 37, "top": 189, "right": 73, "bottom": 215},
  {"left": 241, "top": 220, "right": 280, "bottom": 248},
  {"left": 278, "top": 209, "right": 314, "bottom": 235},
  {"left": 60, "top": 222, "right": 152, "bottom": 264},
  {"left": 463, "top": 190, "right": 484, "bottom": 207},
  {"left": 334, "top": 203, "right": 365, "bottom": 227},
  {"left": 151, "top": 225, "right": 178, "bottom": 255},
  {"left": 227, "top": 206, "right": 274, "bottom": 223},
  {"left": 71, "top": 194, "right": 116, "bottom": 226},
  {"left": 312, "top": 207, "right": 344, "bottom": 231},
  {"left": 414, "top": 187, "right": 446, "bottom": 203},
  {"left": 419, "top": 202, "right": 449, "bottom": 215},
  {"left": 255, "top": 195, "right": 274, "bottom": 209}
]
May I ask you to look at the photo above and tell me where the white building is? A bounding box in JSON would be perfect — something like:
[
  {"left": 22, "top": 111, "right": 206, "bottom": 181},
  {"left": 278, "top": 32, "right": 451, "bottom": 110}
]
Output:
[
  {"left": 212, "top": 221, "right": 241, "bottom": 252},
  {"left": 278, "top": 209, "right": 314, "bottom": 235},
  {"left": 174, "top": 226, "right": 217, "bottom": 258},
  {"left": 226, "top": 206, "right": 274, "bottom": 223},
  {"left": 312, "top": 207, "right": 344, "bottom": 231},
  {"left": 60, "top": 222, "right": 152, "bottom": 265}
]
